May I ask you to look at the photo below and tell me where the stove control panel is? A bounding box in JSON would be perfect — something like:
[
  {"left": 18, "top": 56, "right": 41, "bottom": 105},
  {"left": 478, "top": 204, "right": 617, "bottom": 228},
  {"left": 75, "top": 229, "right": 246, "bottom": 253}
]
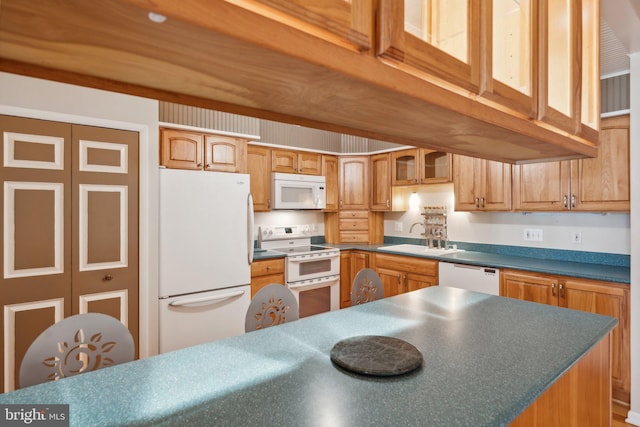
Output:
[{"left": 259, "top": 224, "right": 312, "bottom": 241}]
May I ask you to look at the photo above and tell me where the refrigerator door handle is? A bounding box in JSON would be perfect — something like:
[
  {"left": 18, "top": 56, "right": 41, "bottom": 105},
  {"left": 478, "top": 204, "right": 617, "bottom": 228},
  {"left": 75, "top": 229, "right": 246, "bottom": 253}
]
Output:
[
  {"left": 168, "top": 290, "right": 246, "bottom": 307},
  {"left": 247, "top": 193, "right": 255, "bottom": 264}
]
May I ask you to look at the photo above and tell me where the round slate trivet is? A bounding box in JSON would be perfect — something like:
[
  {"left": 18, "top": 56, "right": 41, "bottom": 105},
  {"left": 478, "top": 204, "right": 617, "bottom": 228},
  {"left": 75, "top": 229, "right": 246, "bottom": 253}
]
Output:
[{"left": 330, "top": 335, "right": 423, "bottom": 376}]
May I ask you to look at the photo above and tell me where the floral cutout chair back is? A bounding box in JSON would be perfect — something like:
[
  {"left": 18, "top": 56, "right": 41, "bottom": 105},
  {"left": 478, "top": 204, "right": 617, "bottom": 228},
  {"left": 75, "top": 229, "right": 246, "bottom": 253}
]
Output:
[
  {"left": 19, "top": 313, "right": 134, "bottom": 388},
  {"left": 351, "top": 268, "right": 384, "bottom": 305},
  {"left": 245, "top": 284, "right": 299, "bottom": 332}
]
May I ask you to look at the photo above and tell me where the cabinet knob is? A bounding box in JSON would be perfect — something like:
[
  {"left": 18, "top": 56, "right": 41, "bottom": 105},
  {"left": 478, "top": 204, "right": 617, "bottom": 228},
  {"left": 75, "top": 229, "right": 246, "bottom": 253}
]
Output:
[{"left": 103, "top": 274, "right": 113, "bottom": 282}]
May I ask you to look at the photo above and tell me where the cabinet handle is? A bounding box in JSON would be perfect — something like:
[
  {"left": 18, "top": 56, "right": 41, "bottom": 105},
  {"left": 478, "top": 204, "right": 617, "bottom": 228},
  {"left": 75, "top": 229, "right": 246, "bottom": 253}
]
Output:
[
  {"left": 103, "top": 274, "right": 113, "bottom": 282},
  {"left": 386, "top": 199, "right": 390, "bottom": 208},
  {"left": 480, "top": 197, "right": 485, "bottom": 208},
  {"left": 268, "top": 199, "right": 271, "bottom": 209},
  {"left": 197, "top": 163, "right": 203, "bottom": 167},
  {"left": 559, "top": 283, "right": 565, "bottom": 298},
  {"left": 571, "top": 195, "right": 576, "bottom": 209},
  {"left": 397, "top": 274, "right": 402, "bottom": 284},
  {"left": 563, "top": 195, "right": 568, "bottom": 209},
  {"left": 475, "top": 197, "right": 480, "bottom": 208},
  {"left": 205, "top": 163, "right": 211, "bottom": 168},
  {"left": 340, "top": 199, "right": 343, "bottom": 208},
  {"left": 551, "top": 282, "right": 556, "bottom": 296}
]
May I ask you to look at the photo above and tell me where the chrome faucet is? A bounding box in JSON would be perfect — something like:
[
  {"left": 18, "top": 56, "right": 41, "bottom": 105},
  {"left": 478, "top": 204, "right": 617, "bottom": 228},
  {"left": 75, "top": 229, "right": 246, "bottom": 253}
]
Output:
[{"left": 409, "top": 222, "right": 424, "bottom": 233}]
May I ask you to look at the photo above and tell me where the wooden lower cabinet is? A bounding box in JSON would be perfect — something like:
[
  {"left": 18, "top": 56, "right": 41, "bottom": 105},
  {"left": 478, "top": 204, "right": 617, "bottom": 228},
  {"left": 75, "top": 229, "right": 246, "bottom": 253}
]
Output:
[
  {"left": 373, "top": 254, "right": 438, "bottom": 297},
  {"left": 501, "top": 269, "right": 630, "bottom": 403},
  {"left": 339, "top": 251, "right": 370, "bottom": 308},
  {"left": 250, "top": 258, "right": 285, "bottom": 297}
]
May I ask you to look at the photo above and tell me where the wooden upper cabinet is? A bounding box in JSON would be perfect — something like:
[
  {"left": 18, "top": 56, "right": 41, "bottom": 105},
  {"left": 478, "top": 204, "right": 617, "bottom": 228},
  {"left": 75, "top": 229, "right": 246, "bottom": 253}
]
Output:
[
  {"left": 271, "top": 149, "right": 321, "bottom": 175},
  {"left": 579, "top": 0, "right": 600, "bottom": 140},
  {"left": 161, "top": 128, "right": 247, "bottom": 173},
  {"left": 391, "top": 148, "right": 451, "bottom": 186},
  {"left": 204, "top": 134, "right": 247, "bottom": 173},
  {"left": 484, "top": 0, "right": 537, "bottom": 117},
  {"left": 243, "top": 0, "right": 373, "bottom": 52},
  {"left": 538, "top": 0, "right": 580, "bottom": 134},
  {"left": 370, "top": 153, "right": 392, "bottom": 211},
  {"left": 322, "top": 154, "right": 339, "bottom": 211},
  {"left": 339, "top": 156, "right": 369, "bottom": 210},
  {"left": 513, "top": 115, "right": 629, "bottom": 212},
  {"left": 378, "top": 0, "right": 481, "bottom": 91},
  {"left": 247, "top": 145, "right": 272, "bottom": 212},
  {"left": 453, "top": 155, "right": 511, "bottom": 211},
  {"left": 160, "top": 129, "right": 203, "bottom": 170}
]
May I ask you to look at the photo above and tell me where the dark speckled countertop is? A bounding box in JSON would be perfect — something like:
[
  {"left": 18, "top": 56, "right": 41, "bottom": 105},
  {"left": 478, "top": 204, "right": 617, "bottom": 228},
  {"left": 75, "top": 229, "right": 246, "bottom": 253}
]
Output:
[
  {"left": 0, "top": 287, "right": 617, "bottom": 426},
  {"left": 322, "top": 242, "right": 631, "bottom": 285}
]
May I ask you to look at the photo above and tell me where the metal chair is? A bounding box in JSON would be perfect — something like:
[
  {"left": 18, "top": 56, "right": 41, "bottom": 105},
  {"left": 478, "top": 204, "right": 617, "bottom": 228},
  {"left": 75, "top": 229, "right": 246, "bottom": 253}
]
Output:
[
  {"left": 19, "top": 313, "right": 134, "bottom": 389},
  {"left": 351, "top": 268, "right": 384, "bottom": 305},
  {"left": 245, "top": 284, "right": 299, "bottom": 332}
]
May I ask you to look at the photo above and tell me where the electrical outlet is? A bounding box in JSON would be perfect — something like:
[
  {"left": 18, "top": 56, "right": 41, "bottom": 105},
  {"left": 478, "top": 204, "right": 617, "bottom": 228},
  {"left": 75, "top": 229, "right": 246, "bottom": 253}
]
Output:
[
  {"left": 394, "top": 222, "right": 403, "bottom": 232},
  {"left": 523, "top": 228, "right": 543, "bottom": 242},
  {"left": 572, "top": 232, "right": 582, "bottom": 244}
]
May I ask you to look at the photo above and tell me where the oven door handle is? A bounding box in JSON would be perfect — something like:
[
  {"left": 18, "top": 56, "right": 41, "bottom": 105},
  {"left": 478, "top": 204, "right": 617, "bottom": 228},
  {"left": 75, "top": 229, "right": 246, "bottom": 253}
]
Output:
[
  {"left": 287, "top": 253, "right": 340, "bottom": 263},
  {"left": 288, "top": 276, "right": 339, "bottom": 289}
]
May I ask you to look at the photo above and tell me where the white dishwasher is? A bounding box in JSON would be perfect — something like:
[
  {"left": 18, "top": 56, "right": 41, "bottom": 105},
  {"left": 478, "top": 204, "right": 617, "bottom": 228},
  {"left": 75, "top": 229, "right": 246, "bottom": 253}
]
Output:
[{"left": 438, "top": 262, "right": 500, "bottom": 295}]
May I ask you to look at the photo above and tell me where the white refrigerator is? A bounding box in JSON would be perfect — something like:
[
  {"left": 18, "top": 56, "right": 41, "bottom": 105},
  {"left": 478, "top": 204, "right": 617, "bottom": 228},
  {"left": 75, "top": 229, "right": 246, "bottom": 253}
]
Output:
[{"left": 158, "top": 168, "right": 254, "bottom": 353}]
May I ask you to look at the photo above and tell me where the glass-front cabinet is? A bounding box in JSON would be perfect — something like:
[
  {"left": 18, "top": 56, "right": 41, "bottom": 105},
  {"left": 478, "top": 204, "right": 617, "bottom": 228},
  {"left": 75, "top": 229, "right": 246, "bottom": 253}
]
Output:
[
  {"left": 486, "top": 0, "right": 536, "bottom": 117},
  {"left": 579, "top": 0, "right": 600, "bottom": 139},
  {"left": 391, "top": 148, "right": 451, "bottom": 185},
  {"left": 378, "top": 0, "right": 482, "bottom": 91}
]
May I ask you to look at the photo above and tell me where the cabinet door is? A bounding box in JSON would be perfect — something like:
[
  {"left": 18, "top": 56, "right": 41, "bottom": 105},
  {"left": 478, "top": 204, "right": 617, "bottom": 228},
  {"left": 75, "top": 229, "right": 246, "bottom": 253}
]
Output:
[
  {"left": 378, "top": 267, "right": 403, "bottom": 297},
  {"left": 578, "top": 0, "right": 600, "bottom": 140},
  {"left": 339, "top": 156, "right": 369, "bottom": 210},
  {"left": 297, "top": 152, "right": 322, "bottom": 175},
  {"left": 572, "top": 115, "right": 630, "bottom": 212},
  {"left": 453, "top": 155, "right": 482, "bottom": 211},
  {"left": 271, "top": 148, "right": 298, "bottom": 173},
  {"left": 420, "top": 149, "right": 451, "bottom": 184},
  {"left": 247, "top": 145, "right": 271, "bottom": 212},
  {"left": 203, "top": 135, "right": 247, "bottom": 173},
  {"left": 513, "top": 161, "right": 571, "bottom": 211},
  {"left": 339, "top": 252, "right": 353, "bottom": 308},
  {"left": 370, "top": 153, "right": 392, "bottom": 210},
  {"left": 561, "top": 278, "right": 629, "bottom": 402},
  {"left": 483, "top": 160, "right": 512, "bottom": 211},
  {"left": 538, "top": 0, "right": 580, "bottom": 134},
  {"left": 160, "top": 129, "right": 203, "bottom": 170},
  {"left": 406, "top": 274, "right": 437, "bottom": 292},
  {"left": 322, "top": 155, "right": 339, "bottom": 211},
  {"left": 391, "top": 149, "right": 418, "bottom": 185},
  {"left": 485, "top": 0, "right": 537, "bottom": 117},
  {"left": 378, "top": 0, "right": 482, "bottom": 91},
  {"left": 500, "top": 270, "right": 558, "bottom": 306},
  {"left": 247, "top": 0, "right": 373, "bottom": 52}
]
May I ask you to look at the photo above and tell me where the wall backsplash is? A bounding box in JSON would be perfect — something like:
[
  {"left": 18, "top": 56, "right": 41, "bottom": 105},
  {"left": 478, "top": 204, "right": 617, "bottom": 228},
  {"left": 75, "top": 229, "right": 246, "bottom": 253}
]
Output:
[{"left": 384, "top": 183, "right": 631, "bottom": 255}]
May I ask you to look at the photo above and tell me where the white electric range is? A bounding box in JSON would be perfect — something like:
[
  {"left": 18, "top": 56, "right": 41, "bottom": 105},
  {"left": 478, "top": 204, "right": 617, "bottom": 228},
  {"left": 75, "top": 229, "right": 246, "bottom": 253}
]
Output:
[{"left": 258, "top": 225, "right": 340, "bottom": 318}]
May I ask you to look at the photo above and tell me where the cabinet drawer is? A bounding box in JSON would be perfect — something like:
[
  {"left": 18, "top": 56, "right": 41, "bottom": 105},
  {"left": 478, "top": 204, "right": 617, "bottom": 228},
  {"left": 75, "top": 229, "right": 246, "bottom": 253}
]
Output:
[
  {"left": 251, "top": 274, "right": 285, "bottom": 297},
  {"left": 374, "top": 253, "right": 437, "bottom": 276},
  {"left": 339, "top": 211, "right": 369, "bottom": 219},
  {"left": 251, "top": 258, "right": 285, "bottom": 277},
  {"left": 339, "top": 219, "right": 369, "bottom": 230},
  {"left": 339, "top": 231, "right": 370, "bottom": 243}
]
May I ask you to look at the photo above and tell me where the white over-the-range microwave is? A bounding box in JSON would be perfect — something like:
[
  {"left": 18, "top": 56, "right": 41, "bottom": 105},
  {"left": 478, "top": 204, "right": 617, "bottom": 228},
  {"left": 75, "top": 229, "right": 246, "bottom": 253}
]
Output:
[{"left": 271, "top": 172, "right": 326, "bottom": 210}]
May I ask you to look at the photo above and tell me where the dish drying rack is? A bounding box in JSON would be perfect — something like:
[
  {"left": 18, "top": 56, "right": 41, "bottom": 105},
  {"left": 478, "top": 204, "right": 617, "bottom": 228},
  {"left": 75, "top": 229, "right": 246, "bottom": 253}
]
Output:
[{"left": 420, "top": 206, "right": 449, "bottom": 249}]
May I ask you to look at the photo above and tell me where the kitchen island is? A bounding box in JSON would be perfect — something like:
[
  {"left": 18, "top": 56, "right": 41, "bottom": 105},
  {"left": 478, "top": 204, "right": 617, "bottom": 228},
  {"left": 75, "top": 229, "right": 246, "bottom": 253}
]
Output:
[{"left": 0, "top": 287, "right": 616, "bottom": 426}]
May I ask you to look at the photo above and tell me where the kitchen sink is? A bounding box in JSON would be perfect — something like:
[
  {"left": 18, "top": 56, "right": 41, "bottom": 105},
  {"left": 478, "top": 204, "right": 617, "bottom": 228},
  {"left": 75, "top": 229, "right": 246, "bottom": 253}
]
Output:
[{"left": 378, "top": 244, "right": 464, "bottom": 256}]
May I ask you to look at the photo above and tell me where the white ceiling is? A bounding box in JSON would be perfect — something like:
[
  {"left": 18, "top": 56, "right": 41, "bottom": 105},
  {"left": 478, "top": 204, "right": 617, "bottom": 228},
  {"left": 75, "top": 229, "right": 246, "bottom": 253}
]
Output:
[{"left": 600, "top": 0, "right": 640, "bottom": 76}]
